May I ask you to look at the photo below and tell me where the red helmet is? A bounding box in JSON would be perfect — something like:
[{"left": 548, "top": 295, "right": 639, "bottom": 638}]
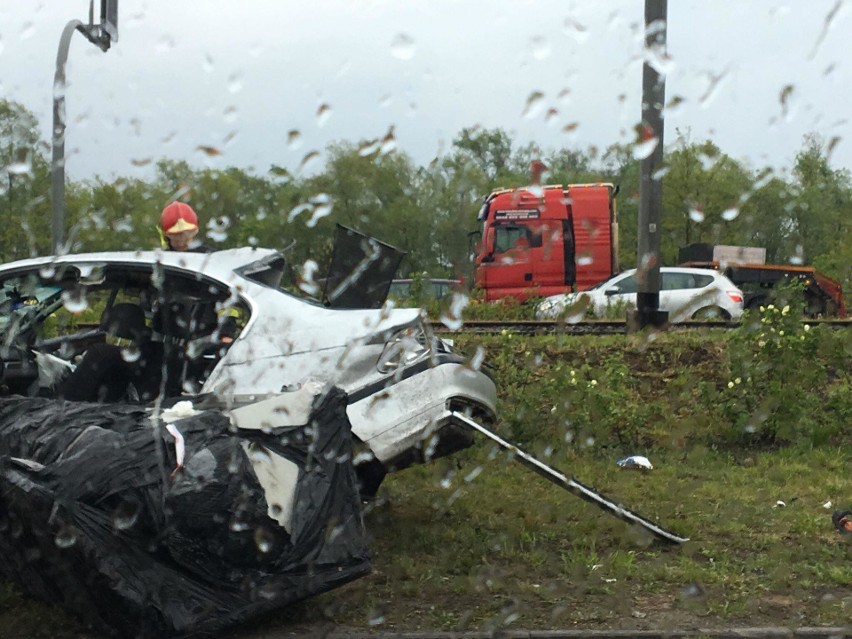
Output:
[{"left": 160, "top": 202, "right": 199, "bottom": 235}]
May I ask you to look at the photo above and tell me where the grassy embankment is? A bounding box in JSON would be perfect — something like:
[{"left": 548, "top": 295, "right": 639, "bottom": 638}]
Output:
[{"left": 2, "top": 305, "right": 851, "bottom": 637}]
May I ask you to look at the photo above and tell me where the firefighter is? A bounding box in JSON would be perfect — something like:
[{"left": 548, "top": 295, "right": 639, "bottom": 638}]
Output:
[{"left": 159, "top": 201, "right": 208, "bottom": 252}]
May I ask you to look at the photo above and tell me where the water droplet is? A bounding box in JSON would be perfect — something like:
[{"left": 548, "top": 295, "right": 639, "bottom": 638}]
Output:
[
  {"left": 367, "top": 606, "right": 386, "bottom": 626},
  {"left": 61, "top": 289, "right": 88, "bottom": 313},
  {"left": 298, "top": 259, "right": 320, "bottom": 296},
  {"left": 55, "top": 525, "right": 78, "bottom": 548},
  {"left": 530, "top": 36, "right": 551, "bottom": 60},
  {"left": 440, "top": 293, "right": 469, "bottom": 330},
  {"left": 286, "top": 129, "right": 302, "bottom": 150},
  {"left": 298, "top": 150, "right": 320, "bottom": 173},
  {"left": 577, "top": 253, "right": 594, "bottom": 266},
  {"left": 633, "top": 136, "right": 658, "bottom": 160},
  {"left": 121, "top": 345, "right": 141, "bottom": 363},
  {"left": 254, "top": 527, "right": 274, "bottom": 553},
  {"left": 779, "top": 84, "right": 796, "bottom": 121},
  {"left": 563, "top": 122, "right": 579, "bottom": 135},
  {"left": 468, "top": 345, "right": 485, "bottom": 371},
  {"left": 229, "top": 517, "right": 250, "bottom": 532},
  {"left": 316, "top": 103, "right": 332, "bottom": 127},
  {"left": 223, "top": 106, "right": 238, "bottom": 123},
  {"left": 721, "top": 207, "right": 739, "bottom": 221},
  {"left": 227, "top": 72, "right": 243, "bottom": 94},
  {"left": 379, "top": 127, "right": 396, "bottom": 155},
  {"left": 563, "top": 18, "right": 589, "bottom": 43},
  {"left": 247, "top": 445, "right": 272, "bottom": 465},
  {"left": 522, "top": 91, "right": 546, "bottom": 119},
  {"left": 358, "top": 139, "right": 381, "bottom": 156},
  {"left": 688, "top": 207, "right": 705, "bottom": 223},
  {"left": 7, "top": 150, "right": 32, "bottom": 176},
  {"left": 20, "top": 21, "right": 36, "bottom": 41},
  {"left": 203, "top": 54, "right": 214, "bottom": 73},
  {"left": 307, "top": 193, "right": 333, "bottom": 227},
  {"left": 196, "top": 145, "right": 223, "bottom": 157},
  {"left": 665, "top": 95, "right": 685, "bottom": 116},
  {"left": 156, "top": 35, "right": 175, "bottom": 53},
  {"left": 545, "top": 108, "right": 559, "bottom": 124},
  {"left": 206, "top": 216, "right": 231, "bottom": 242},
  {"left": 112, "top": 501, "right": 140, "bottom": 531},
  {"left": 131, "top": 157, "right": 153, "bottom": 167},
  {"left": 390, "top": 33, "right": 415, "bottom": 60},
  {"left": 563, "top": 295, "right": 591, "bottom": 325}
]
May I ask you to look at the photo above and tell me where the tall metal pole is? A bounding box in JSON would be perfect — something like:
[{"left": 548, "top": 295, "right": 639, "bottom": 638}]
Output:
[
  {"left": 50, "top": 4, "right": 114, "bottom": 256},
  {"left": 51, "top": 20, "right": 84, "bottom": 255},
  {"left": 635, "top": 0, "right": 668, "bottom": 329}
]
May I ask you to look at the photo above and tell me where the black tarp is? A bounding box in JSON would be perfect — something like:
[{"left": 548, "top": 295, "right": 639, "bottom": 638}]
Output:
[{"left": 0, "top": 387, "right": 370, "bottom": 637}]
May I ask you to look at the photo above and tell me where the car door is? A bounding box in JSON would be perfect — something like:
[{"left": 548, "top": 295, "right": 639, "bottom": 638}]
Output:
[{"left": 600, "top": 272, "right": 637, "bottom": 315}]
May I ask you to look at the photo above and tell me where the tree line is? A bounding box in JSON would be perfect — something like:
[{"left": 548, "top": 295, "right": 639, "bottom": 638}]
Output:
[{"left": 0, "top": 98, "right": 849, "bottom": 293}]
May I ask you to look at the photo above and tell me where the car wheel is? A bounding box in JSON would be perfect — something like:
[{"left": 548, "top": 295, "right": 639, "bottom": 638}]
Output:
[{"left": 692, "top": 306, "right": 730, "bottom": 320}]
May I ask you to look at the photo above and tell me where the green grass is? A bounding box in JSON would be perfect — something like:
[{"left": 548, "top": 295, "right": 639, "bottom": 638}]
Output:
[{"left": 2, "top": 322, "right": 851, "bottom": 637}]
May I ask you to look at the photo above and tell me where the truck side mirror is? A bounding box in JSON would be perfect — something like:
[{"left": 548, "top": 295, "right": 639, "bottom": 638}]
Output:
[{"left": 604, "top": 286, "right": 621, "bottom": 296}]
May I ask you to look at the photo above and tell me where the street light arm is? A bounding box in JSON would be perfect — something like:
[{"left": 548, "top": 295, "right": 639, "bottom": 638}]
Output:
[{"left": 51, "top": 19, "right": 83, "bottom": 255}]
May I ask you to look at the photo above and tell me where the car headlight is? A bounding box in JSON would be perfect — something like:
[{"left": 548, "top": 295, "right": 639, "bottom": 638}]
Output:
[{"left": 376, "top": 320, "right": 430, "bottom": 374}]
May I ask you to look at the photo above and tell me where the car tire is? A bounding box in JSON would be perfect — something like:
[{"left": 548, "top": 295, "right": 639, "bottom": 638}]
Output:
[{"left": 691, "top": 306, "right": 730, "bottom": 320}]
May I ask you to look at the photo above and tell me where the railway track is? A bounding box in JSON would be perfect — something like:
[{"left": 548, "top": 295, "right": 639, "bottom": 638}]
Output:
[{"left": 431, "top": 317, "right": 852, "bottom": 335}]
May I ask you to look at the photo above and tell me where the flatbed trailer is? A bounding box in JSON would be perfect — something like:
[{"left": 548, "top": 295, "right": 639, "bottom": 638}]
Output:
[{"left": 680, "top": 261, "right": 847, "bottom": 318}]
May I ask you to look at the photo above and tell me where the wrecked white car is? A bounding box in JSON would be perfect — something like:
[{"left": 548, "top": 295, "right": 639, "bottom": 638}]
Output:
[{"left": 0, "top": 246, "right": 497, "bottom": 496}]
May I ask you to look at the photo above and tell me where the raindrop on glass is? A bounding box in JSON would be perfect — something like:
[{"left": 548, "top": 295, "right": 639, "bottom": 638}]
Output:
[
  {"left": 227, "top": 72, "right": 243, "bottom": 94},
  {"left": 633, "top": 136, "right": 658, "bottom": 160},
  {"left": 61, "top": 289, "right": 88, "bottom": 313},
  {"left": 287, "top": 129, "right": 302, "bottom": 150},
  {"left": 316, "top": 103, "right": 332, "bottom": 128},
  {"left": 379, "top": 127, "right": 397, "bottom": 155},
  {"left": 390, "top": 33, "right": 415, "bottom": 60},
  {"left": 298, "top": 150, "right": 320, "bottom": 173},
  {"left": 121, "top": 345, "right": 141, "bottom": 363},
  {"left": 530, "top": 36, "right": 551, "bottom": 60},
  {"left": 254, "top": 527, "right": 274, "bottom": 553},
  {"left": 307, "top": 194, "right": 333, "bottom": 228},
  {"left": 359, "top": 140, "right": 381, "bottom": 156},
  {"left": 223, "top": 106, "right": 238, "bottom": 123},
  {"left": 688, "top": 207, "right": 705, "bottom": 223},
  {"left": 522, "top": 91, "right": 546, "bottom": 119},
  {"left": 203, "top": 54, "right": 214, "bottom": 73},
  {"left": 55, "top": 525, "right": 78, "bottom": 549},
  {"left": 112, "top": 501, "right": 140, "bottom": 531},
  {"left": 721, "top": 207, "right": 739, "bottom": 221},
  {"left": 563, "top": 18, "right": 589, "bottom": 43},
  {"left": 156, "top": 36, "right": 175, "bottom": 53}
]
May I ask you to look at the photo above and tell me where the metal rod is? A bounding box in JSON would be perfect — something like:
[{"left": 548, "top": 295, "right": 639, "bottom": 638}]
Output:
[{"left": 451, "top": 411, "right": 689, "bottom": 545}]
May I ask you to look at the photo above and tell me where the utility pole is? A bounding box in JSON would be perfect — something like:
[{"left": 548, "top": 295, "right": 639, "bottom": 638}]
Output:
[
  {"left": 51, "top": 1, "right": 118, "bottom": 254},
  {"left": 632, "top": 0, "right": 668, "bottom": 330}
]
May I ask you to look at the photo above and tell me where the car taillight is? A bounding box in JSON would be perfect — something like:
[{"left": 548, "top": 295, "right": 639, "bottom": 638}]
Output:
[{"left": 726, "top": 291, "right": 744, "bottom": 304}]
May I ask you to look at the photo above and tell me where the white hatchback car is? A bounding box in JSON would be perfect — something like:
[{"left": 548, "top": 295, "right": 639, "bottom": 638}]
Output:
[{"left": 536, "top": 266, "right": 745, "bottom": 322}]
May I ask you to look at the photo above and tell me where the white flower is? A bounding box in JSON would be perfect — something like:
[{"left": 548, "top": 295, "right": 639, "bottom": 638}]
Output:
[
  {"left": 804, "top": 324, "right": 810, "bottom": 332},
  {"left": 728, "top": 381, "right": 735, "bottom": 389},
  {"left": 782, "top": 305, "right": 790, "bottom": 315}
]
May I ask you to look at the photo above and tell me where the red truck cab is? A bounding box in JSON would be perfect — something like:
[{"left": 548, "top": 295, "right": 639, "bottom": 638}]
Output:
[{"left": 474, "top": 183, "right": 618, "bottom": 302}]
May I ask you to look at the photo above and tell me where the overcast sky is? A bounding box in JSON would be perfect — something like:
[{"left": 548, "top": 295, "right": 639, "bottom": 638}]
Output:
[{"left": 1, "top": 1, "right": 849, "bottom": 182}]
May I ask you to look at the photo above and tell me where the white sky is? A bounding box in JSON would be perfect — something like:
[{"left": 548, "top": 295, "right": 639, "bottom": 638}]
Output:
[{"left": 1, "top": 0, "right": 850, "bottom": 182}]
